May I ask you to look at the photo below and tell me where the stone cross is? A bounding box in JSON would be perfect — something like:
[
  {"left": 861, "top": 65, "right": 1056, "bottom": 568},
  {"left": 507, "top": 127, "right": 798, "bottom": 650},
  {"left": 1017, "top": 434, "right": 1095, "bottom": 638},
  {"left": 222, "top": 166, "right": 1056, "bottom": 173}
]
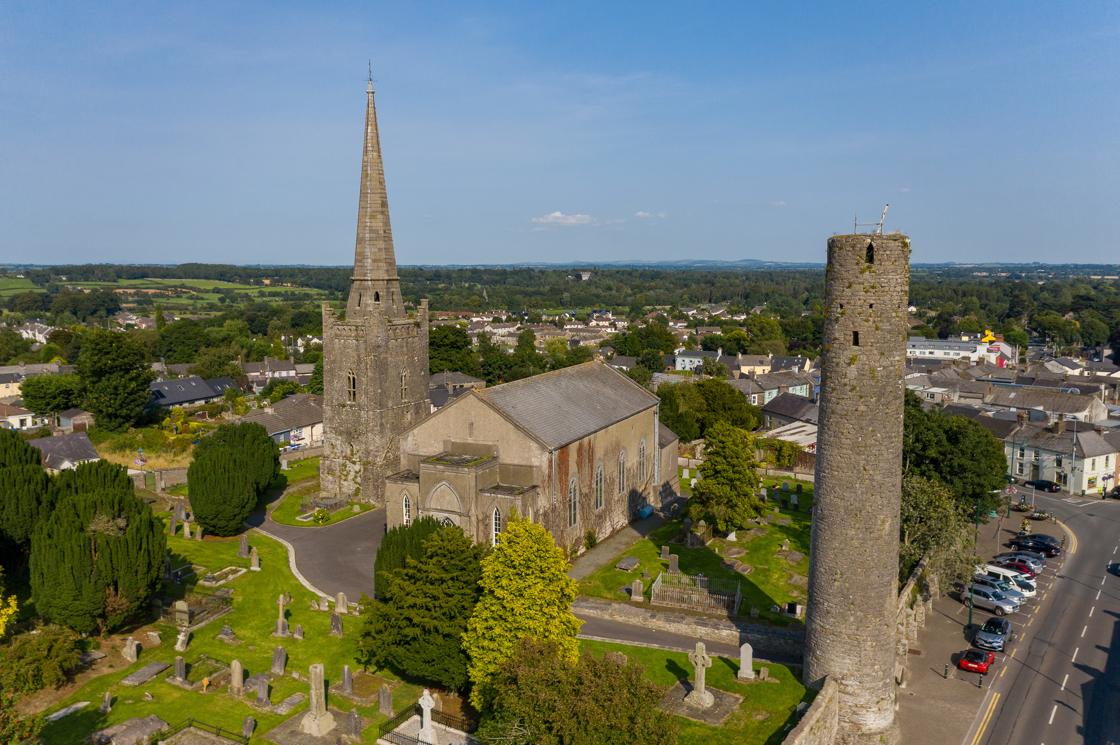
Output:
[
  {"left": 668, "top": 553, "right": 680, "bottom": 573},
  {"left": 249, "top": 547, "right": 261, "bottom": 571},
  {"left": 738, "top": 642, "right": 755, "bottom": 680},
  {"left": 299, "top": 663, "right": 337, "bottom": 737},
  {"left": 274, "top": 594, "right": 289, "bottom": 637},
  {"left": 271, "top": 646, "right": 287, "bottom": 676},
  {"left": 255, "top": 677, "right": 270, "bottom": 707},
  {"left": 330, "top": 613, "right": 343, "bottom": 637},
  {"left": 341, "top": 665, "right": 353, "bottom": 694},
  {"left": 684, "top": 642, "right": 714, "bottom": 709},
  {"left": 122, "top": 637, "right": 139, "bottom": 662},
  {"left": 238, "top": 534, "right": 250, "bottom": 558},
  {"left": 230, "top": 659, "right": 244, "bottom": 696},
  {"left": 174, "top": 655, "right": 186, "bottom": 682},
  {"left": 293, "top": 624, "right": 304, "bottom": 641},
  {"left": 241, "top": 717, "right": 256, "bottom": 739},
  {"left": 630, "top": 579, "right": 643, "bottom": 603},
  {"left": 418, "top": 689, "right": 436, "bottom": 743},
  {"left": 378, "top": 684, "right": 393, "bottom": 716},
  {"left": 182, "top": 520, "right": 192, "bottom": 540},
  {"left": 174, "top": 630, "right": 189, "bottom": 652},
  {"left": 99, "top": 690, "right": 112, "bottom": 714},
  {"left": 335, "top": 592, "right": 348, "bottom": 615}
]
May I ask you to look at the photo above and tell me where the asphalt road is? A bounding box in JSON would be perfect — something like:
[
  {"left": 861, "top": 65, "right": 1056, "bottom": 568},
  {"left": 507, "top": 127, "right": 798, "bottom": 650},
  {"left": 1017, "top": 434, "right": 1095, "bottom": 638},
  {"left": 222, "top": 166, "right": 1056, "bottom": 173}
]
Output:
[{"left": 966, "top": 491, "right": 1120, "bottom": 745}]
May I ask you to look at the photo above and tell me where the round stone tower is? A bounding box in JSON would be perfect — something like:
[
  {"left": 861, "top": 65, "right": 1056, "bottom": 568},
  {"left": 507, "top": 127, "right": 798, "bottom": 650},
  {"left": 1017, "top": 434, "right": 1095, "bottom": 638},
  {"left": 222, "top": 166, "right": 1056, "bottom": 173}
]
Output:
[{"left": 804, "top": 233, "right": 910, "bottom": 744}]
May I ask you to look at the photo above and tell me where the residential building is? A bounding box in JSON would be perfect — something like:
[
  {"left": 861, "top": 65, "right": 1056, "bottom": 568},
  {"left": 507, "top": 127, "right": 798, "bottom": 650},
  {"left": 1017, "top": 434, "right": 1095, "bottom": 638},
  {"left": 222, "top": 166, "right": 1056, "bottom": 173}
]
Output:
[
  {"left": 242, "top": 393, "right": 324, "bottom": 447},
  {"left": 0, "top": 402, "right": 46, "bottom": 431},
  {"left": 29, "top": 432, "right": 101, "bottom": 473},
  {"left": 1005, "top": 419, "right": 1118, "bottom": 495},
  {"left": 149, "top": 377, "right": 239, "bottom": 408},
  {"left": 57, "top": 408, "right": 95, "bottom": 433},
  {"left": 675, "top": 349, "right": 721, "bottom": 372},
  {"left": 242, "top": 357, "right": 298, "bottom": 392},
  {"left": 752, "top": 370, "right": 812, "bottom": 405},
  {"left": 761, "top": 393, "right": 819, "bottom": 429}
]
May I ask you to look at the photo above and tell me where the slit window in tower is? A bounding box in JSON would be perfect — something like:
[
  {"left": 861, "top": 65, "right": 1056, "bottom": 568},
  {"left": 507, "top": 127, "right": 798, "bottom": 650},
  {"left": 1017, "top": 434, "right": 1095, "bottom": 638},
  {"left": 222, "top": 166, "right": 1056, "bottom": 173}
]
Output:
[
  {"left": 357, "top": 293, "right": 362, "bottom": 307},
  {"left": 866, "top": 242, "right": 875, "bottom": 264},
  {"left": 400, "top": 371, "right": 407, "bottom": 401},
  {"left": 347, "top": 371, "right": 357, "bottom": 402},
  {"left": 852, "top": 331, "right": 860, "bottom": 347},
  {"left": 374, "top": 291, "right": 380, "bottom": 303}
]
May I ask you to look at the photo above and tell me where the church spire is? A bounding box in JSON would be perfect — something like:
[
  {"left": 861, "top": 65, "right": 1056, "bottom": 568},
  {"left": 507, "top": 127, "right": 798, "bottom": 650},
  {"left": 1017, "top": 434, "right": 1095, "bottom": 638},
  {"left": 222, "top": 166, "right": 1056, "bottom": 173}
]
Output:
[{"left": 347, "top": 68, "right": 402, "bottom": 317}]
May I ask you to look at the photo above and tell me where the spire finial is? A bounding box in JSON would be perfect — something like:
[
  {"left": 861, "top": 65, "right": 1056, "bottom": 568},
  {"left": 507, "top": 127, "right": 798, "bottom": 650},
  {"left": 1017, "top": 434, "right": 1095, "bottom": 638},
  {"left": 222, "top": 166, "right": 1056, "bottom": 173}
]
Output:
[{"left": 367, "top": 60, "right": 373, "bottom": 93}]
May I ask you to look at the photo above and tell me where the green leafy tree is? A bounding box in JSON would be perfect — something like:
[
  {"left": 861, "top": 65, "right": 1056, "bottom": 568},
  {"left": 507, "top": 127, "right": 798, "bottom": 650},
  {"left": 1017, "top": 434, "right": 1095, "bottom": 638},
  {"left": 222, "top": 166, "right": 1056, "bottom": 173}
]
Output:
[
  {"left": 463, "top": 516, "right": 581, "bottom": 708},
  {"left": 357, "top": 526, "right": 485, "bottom": 690},
  {"left": 77, "top": 329, "right": 154, "bottom": 431},
  {"left": 0, "top": 466, "right": 53, "bottom": 552},
  {"left": 29, "top": 463, "right": 165, "bottom": 634},
  {"left": 262, "top": 379, "right": 301, "bottom": 403},
  {"left": 900, "top": 475, "right": 973, "bottom": 583},
  {"left": 429, "top": 325, "right": 480, "bottom": 376},
  {"left": 156, "top": 319, "right": 208, "bottom": 364},
  {"left": 0, "top": 330, "right": 32, "bottom": 365},
  {"left": 0, "top": 689, "right": 43, "bottom": 745},
  {"left": 477, "top": 638, "right": 678, "bottom": 745},
  {"left": 698, "top": 357, "right": 727, "bottom": 378},
  {"left": 189, "top": 347, "right": 242, "bottom": 380},
  {"left": 636, "top": 349, "right": 665, "bottom": 373},
  {"left": 373, "top": 516, "right": 442, "bottom": 597},
  {"left": 0, "top": 626, "right": 83, "bottom": 694},
  {"left": 189, "top": 423, "right": 278, "bottom": 535},
  {"left": 17, "top": 374, "right": 84, "bottom": 418},
  {"left": 689, "top": 421, "right": 762, "bottom": 532},
  {"left": 0, "top": 430, "right": 40, "bottom": 469},
  {"left": 477, "top": 333, "right": 510, "bottom": 386},
  {"left": 307, "top": 359, "right": 323, "bottom": 395}
]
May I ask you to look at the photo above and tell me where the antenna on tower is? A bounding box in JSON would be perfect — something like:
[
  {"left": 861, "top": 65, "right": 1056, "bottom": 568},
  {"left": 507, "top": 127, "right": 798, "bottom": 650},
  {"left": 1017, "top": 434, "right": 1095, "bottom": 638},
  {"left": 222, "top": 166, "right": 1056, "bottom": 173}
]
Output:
[{"left": 852, "top": 204, "right": 891, "bottom": 234}]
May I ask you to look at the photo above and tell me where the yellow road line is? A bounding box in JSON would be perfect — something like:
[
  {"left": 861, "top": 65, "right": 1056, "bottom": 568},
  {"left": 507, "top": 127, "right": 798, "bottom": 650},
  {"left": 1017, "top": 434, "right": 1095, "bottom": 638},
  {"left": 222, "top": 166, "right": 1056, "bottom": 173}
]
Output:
[
  {"left": 971, "top": 692, "right": 1002, "bottom": 745},
  {"left": 1055, "top": 518, "right": 1077, "bottom": 555},
  {"left": 999, "top": 667, "right": 1007, "bottom": 678}
]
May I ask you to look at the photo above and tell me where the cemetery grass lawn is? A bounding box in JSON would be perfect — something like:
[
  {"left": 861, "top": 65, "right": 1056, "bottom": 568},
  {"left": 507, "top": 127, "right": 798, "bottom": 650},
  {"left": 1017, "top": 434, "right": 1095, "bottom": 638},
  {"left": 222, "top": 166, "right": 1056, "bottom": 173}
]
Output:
[
  {"left": 283, "top": 456, "right": 320, "bottom": 484},
  {"left": 269, "top": 489, "right": 373, "bottom": 528},
  {"left": 576, "top": 478, "right": 813, "bottom": 625},
  {"left": 581, "top": 639, "right": 811, "bottom": 745},
  {"left": 40, "top": 530, "right": 421, "bottom": 745}
]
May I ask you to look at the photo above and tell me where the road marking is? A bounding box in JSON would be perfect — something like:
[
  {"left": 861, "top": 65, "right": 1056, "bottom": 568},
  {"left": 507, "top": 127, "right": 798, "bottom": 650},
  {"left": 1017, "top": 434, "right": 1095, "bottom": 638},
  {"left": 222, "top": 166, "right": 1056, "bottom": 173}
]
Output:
[
  {"left": 971, "top": 692, "right": 1001, "bottom": 745},
  {"left": 1081, "top": 625, "right": 1088, "bottom": 638},
  {"left": 999, "top": 667, "right": 1007, "bottom": 678},
  {"left": 1102, "top": 576, "right": 1107, "bottom": 585},
  {"left": 1097, "top": 590, "right": 1102, "bottom": 600},
  {"left": 1028, "top": 617, "right": 1034, "bottom": 627},
  {"left": 1114, "top": 546, "right": 1117, "bottom": 555},
  {"left": 1048, "top": 704, "right": 1057, "bottom": 725},
  {"left": 1061, "top": 673, "right": 1068, "bottom": 691},
  {"left": 1072, "top": 647, "right": 1079, "bottom": 663},
  {"left": 1089, "top": 606, "right": 1095, "bottom": 617}
]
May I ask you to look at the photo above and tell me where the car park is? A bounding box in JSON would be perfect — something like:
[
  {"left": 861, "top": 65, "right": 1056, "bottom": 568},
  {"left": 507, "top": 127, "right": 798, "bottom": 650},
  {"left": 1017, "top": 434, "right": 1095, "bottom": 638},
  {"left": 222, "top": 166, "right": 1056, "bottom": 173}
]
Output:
[
  {"left": 973, "top": 618, "right": 1014, "bottom": 652},
  {"left": 965, "top": 585, "right": 1019, "bottom": 616},
  {"left": 958, "top": 649, "right": 996, "bottom": 673}
]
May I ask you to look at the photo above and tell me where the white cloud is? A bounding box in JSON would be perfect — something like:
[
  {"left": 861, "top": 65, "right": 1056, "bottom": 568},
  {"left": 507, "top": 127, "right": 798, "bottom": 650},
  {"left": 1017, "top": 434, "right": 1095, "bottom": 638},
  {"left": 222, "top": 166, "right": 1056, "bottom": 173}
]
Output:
[
  {"left": 899, "top": 187, "right": 912, "bottom": 193},
  {"left": 531, "top": 211, "right": 594, "bottom": 226},
  {"left": 769, "top": 200, "right": 788, "bottom": 208},
  {"left": 634, "top": 210, "right": 667, "bottom": 219}
]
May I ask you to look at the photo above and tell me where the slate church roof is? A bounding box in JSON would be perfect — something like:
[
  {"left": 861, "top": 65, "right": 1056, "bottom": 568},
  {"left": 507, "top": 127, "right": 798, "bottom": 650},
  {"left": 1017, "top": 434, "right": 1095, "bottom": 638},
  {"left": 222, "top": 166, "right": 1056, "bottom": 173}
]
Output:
[{"left": 472, "top": 361, "right": 659, "bottom": 449}]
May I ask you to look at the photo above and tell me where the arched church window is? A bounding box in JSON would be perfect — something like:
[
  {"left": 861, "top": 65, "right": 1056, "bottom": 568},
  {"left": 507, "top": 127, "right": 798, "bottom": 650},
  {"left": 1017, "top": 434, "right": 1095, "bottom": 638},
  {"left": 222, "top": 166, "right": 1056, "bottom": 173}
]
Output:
[
  {"left": 347, "top": 371, "right": 357, "bottom": 402},
  {"left": 594, "top": 464, "right": 604, "bottom": 510},
  {"left": 402, "top": 493, "right": 411, "bottom": 527},
  {"left": 639, "top": 439, "right": 647, "bottom": 481},
  {"left": 568, "top": 478, "right": 578, "bottom": 527},
  {"left": 492, "top": 508, "right": 502, "bottom": 546},
  {"left": 374, "top": 291, "right": 381, "bottom": 303},
  {"left": 618, "top": 450, "right": 627, "bottom": 496},
  {"left": 400, "top": 371, "right": 408, "bottom": 401}
]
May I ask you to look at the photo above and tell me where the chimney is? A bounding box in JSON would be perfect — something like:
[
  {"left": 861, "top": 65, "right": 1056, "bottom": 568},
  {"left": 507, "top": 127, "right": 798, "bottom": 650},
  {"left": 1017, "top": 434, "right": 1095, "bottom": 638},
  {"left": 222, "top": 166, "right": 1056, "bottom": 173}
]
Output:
[
  {"left": 1016, "top": 409, "right": 1028, "bottom": 425},
  {"left": 1055, "top": 415, "right": 1066, "bottom": 434}
]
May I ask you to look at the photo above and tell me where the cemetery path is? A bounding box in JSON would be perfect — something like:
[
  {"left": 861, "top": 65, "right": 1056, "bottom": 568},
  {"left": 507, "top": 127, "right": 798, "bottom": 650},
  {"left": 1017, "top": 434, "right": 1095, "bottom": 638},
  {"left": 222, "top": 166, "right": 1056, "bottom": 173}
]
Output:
[
  {"left": 578, "top": 616, "right": 743, "bottom": 658},
  {"left": 246, "top": 506, "right": 384, "bottom": 600},
  {"left": 568, "top": 512, "right": 664, "bottom": 580}
]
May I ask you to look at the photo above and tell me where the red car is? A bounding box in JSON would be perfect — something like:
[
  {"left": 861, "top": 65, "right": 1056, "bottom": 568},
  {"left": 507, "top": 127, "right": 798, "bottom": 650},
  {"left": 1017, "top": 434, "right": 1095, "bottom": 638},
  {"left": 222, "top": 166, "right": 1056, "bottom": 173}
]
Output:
[
  {"left": 993, "top": 560, "right": 1036, "bottom": 578},
  {"left": 958, "top": 649, "right": 996, "bottom": 674}
]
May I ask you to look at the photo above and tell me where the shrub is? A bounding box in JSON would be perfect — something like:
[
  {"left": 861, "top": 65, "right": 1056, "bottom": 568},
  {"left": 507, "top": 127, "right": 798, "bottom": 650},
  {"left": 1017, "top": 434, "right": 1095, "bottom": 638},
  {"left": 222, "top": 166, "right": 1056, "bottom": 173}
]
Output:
[
  {"left": 188, "top": 423, "right": 278, "bottom": 536},
  {"left": 0, "top": 626, "right": 83, "bottom": 694},
  {"left": 372, "top": 516, "right": 442, "bottom": 598}
]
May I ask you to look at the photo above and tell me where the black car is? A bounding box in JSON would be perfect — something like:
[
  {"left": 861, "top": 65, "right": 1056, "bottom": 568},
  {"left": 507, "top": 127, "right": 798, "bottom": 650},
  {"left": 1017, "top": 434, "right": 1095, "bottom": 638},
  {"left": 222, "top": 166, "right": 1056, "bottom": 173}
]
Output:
[
  {"left": 1109, "top": 486, "right": 1120, "bottom": 499},
  {"left": 1024, "top": 479, "right": 1061, "bottom": 493},
  {"left": 1009, "top": 535, "right": 1061, "bottom": 557}
]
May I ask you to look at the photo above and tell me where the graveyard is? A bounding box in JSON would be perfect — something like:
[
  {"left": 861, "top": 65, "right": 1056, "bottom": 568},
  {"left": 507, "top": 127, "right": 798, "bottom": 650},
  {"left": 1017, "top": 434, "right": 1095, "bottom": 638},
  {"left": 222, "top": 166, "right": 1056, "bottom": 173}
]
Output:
[{"left": 577, "top": 477, "right": 813, "bottom": 626}]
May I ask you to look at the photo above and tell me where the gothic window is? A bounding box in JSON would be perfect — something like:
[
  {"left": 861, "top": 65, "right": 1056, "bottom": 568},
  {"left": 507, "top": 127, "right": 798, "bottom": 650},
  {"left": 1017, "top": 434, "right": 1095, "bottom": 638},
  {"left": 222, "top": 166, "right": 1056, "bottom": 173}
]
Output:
[
  {"left": 347, "top": 371, "right": 357, "bottom": 402},
  {"left": 402, "top": 493, "right": 411, "bottom": 527},
  {"left": 568, "top": 478, "right": 578, "bottom": 527},
  {"left": 400, "top": 371, "right": 408, "bottom": 401},
  {"left": 594, "top": 464, "right": 604, "bottom": 510},
  {"left": 492, "top": 508, "right": 502, "bottom": 546},
  {"left": 638, "top": 439, "right": 647, "bottom": 482},
  {"left": 374, "top": 291, "right": 381, "bottom": 303},
  {"left": 617, "top": 450, "right": 627, "bottom": 496}
]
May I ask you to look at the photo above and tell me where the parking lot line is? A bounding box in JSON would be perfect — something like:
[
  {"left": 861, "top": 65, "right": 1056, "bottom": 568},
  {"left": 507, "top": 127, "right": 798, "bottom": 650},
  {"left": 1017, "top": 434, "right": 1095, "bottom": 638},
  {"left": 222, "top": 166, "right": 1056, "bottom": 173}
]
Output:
[
  {"left": 1061, "top": 673, "right": 1068, "bottom": 691},
  {"left": 1048, "top": 704, "right": 1057, "bottom": 725}
]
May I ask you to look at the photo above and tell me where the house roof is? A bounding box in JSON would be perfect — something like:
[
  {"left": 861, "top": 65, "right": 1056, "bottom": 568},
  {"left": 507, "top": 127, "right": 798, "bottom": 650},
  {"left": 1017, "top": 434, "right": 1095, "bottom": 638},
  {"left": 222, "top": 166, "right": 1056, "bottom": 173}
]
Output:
[
  {"left": 242, "top": 393, "right": 322, "bottom": 435},
  {"left": 942, "top": 405, "right": 1023, "bottom": 439},
  {"left": 58, "top": 407, "right": 92, "bottom": 419},
  {"left": 658, "top": 421, "right": 679, "bottom": 448},
  {"left": 429, "top": 385, "right": 470, "bottom": 410},
  {"left": 770, "top": 356, "right": 810, "bottom": 372},
  {"left": 984, "top": 387, "right": 1101, "bottom": 416},
  {"left": 765, "top": 420, "right": 818, "bottom": 448},
  {"left": 29, "top": 432, "right": 100, "bottom": 469},
  {"left": 762, "top": 393, "right": 819, "bottom": 424},
  {"left": 471, "top": 361, "right": 659, "bottom": 449},
  {"left": 0, "top": 402, "right": 32, "bottom": 418},
  {"left": 149, "top": 377, "right": 229, "bottom": 407},
  {"left": 1006, "top": 423, "right": 1119, "bottom": 459},
  {"left": 738, "top": 354, "right": 771, "bottom": 367},
  {"left": 754, "top": 370, "right": 811, "bottom": 391},
  {"left": 429, "top": 371, "right": 484, "bottom": 387},
  {"left": 677, "top": 350, "right": 719, "bottom": 360},
  {"left": 729, "top": 378, "right": 764, "bottom": 396}
]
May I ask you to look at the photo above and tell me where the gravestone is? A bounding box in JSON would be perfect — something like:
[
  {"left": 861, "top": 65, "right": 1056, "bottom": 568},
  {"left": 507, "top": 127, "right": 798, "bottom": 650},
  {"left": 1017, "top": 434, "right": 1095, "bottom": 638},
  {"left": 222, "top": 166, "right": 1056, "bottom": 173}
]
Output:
[
  {"left": 218, "top": 625, "right": 236, "bottom": 644},
  {"left": 195, "top": 525, "right": 203, "bottom": 541},
  {"left": 726, "top": 531, "right": 737, "bottom": 541},
  {"left": 738, "top": 642, "right": 756, "bottom": 680},
  {"left": 122, "top": 662, "right": 168, "bottom": 687},
  {"left": 293, "top": 624, "right": 304, "bottom": 641},
  {"left": 750, "top": 606, "right": 760, "bottom": 619},
  {"left": 759, "top": 667, "right": 770, "bottom": 681},
  {"left": 173, "top": 656, "right": 186, "bottom": 683},
  {"left": 660, "top": 545, "right": 670, "bottom": 561},
  {"left": 796, "top": 483, "right": 803, "bottom": 494},
  {"left": 241, "top": 717, "right": 256, "bottom": 739},
  {"left": 249, "top": 547, "right": 260, "bottom": 571},
  {"left": 782, "top": 482, "right": 790, "bottom": 492},
  {"left": 99, "top": 691, "right": 112, "bottom": 714},
  {"left": 238, "top": 534, "right": 249, "bottom": 558},
  {"left": 146, "top": 631, "right": 161, "bottom": 647},
  {"left": 173, "top": 600, "right": 190, "bottom": 627},
  {"left": 182, "top": 520, "right": 192, "bottom": 540},
  {"left": 341, "top": 665, "right": 353, "bottom": 694},
  {"left": 630, "top": 579, "right": 643, "bottom": 603},
  {"left": 345, "top": 710, "right": 362, "bottom": 738},
  {"left": 255, "top": 677, "right": 270, "bottom": 707},
  {"left": 335, "top": 592, "right": 348, "bottom": 615},
  {"left": 174, "top": 630, "right": 189, "bottom": 652},
  {"left": 318, "top": 596, "right": 330, "bottom": 611},
  {"left": 684, "top": 642, "right": 714, "bottom": 709},
  {"left": 271, "top": 647, "right": 287, "bottom": 676},
  {"left": 330, "top": 613, "right": 343, "bottom": 637},
  {"left": 418, "top": 689, "right": 436, "bottom": 743},
  {"left": 230, "top": 660, "right": 244, "bottom": 696},
  {"left": 378, "top": 684, "right": 393, "bottom": 716},
  {"left": 299, "top": 663, "right": 337, "bottom": 737},
  {"left": 790, "top": 493, "right": 799, "bottom": 509},
  {"left": 163, "top": 554, "right": 173, "bottom": 581},
  {"left": 122, "top": 637, "right": 139, "bottom": 663},
  {"left": 615, "top": 556, "right": 640, "bottom": 571},
  {"left": 168, "top": 515, "right": 177, "bottom": 536},
  {"left": 760, "top": 486, "right": 768, "bottom": 502},
  {"left": 668, "top": 554, "right": 680, "bottom": 574},
  {"left": 274, "top": 594, "right": 289, "bottom": 637}
]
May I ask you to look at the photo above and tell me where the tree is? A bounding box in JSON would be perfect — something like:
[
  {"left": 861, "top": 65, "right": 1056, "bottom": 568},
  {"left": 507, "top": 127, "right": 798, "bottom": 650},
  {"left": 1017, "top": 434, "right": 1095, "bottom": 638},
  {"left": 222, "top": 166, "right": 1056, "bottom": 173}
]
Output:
[
  {"left": 476, "top": 639, "right": 678, "bottom": 745},
  {"left": 0, "top": 465, "right": 53, "bottom": 552},
  {"left": 189, "top": 423, "right": 278, "bottom": 535},
  {"left": 307, "top": 359, "right": 323, "bottom": 395},
  {"left": 0, "top": 430, "right": 40, "bottom": 469},
  {"left": 156, "top": 319, "right": 208, "bottom": 364},
  {"left": 636, "top": 349, "right": 664, "bottom": 373},
  {"left": 77, "top": 329, "right": 154, "bottom": 431},
  {"left": 900, "top": 475, "right": 973, "bottom": 583},
  {"left": 357, "top": 526, "right": 485, "bottom": 690},
  {"left": 372, "top": 516, "right": 442, "bottom": 597},
  {"left": 29, "top": 463, "right": 165, "bottom": 633},
  {"left": 697, "top": 357, "right": 727, "bottom": 378},
  {"left": 463, "top": 516, "right": 581, "bottom": 708},
  {"left": 0, "top": 689, "right": 43, "bottom": 745},
  {"left": 0, "top": 625, "right": 83, "bottom": 693},
  {"left": 429, "top": 325, "right": 479, "bottom": 376},
  {"left": 262, "top": 379, "right": 301, "bottom": 403},
  {"left": 17, "top": 374, "right": 83, "bottom": 418},
  {"left": 689, "top": 421, "right": 762, "bottom": 532},
  {"left": 189, "top": 347, "right": 242, "bottom": 380},
  {"left": 0, "top": 330, "right": 31, "bottom": 365}
]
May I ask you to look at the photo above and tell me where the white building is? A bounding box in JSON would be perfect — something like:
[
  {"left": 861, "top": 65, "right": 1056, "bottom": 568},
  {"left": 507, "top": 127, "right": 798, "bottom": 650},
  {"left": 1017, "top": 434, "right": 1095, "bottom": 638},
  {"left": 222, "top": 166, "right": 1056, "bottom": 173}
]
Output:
[{"left": 1005, "top": 421, "right": 1118, "bottom": 496}]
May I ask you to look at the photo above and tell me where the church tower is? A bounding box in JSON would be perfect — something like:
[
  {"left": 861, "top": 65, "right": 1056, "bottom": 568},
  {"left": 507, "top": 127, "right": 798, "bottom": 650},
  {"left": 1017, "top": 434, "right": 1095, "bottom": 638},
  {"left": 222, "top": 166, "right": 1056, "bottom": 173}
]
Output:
[{"left": 320, "top": 74, "right": 430, "bottom": 503}]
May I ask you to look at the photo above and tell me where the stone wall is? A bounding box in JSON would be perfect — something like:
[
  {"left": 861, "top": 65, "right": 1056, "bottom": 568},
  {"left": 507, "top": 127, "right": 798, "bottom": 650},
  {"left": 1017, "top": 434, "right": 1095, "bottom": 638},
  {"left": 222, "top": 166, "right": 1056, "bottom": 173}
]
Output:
[
  {"left": 155, "top": 468, "right": 188, "bottom": 492},
  {"left": 783, "top": 677, "right": 839, "bottom": 745},
  {"left": 894, "top": 558, "right": 939, "bottom": 689}
]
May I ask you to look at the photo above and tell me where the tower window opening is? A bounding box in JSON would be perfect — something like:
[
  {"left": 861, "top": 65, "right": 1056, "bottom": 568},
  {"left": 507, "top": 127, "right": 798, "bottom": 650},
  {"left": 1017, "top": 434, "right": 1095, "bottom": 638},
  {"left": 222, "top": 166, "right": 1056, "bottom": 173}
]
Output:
[
  {"left": 347, "top": 371, "right": 357, "bottom": 402},
  {"left": 374, "top": 291, "right": 380, "bottom": 303},
  {"left": 865, "top": 242, "right": 875, "bottom": 264},
  {"left": 400, "top": 371, "right": 408, "bottom": 401},
  {"left": 852, "top": 331, "right": 860, "bottom": 347},
  {"left": 357, "top": 293, "right": 362, "bottom": 307},
  {"left": 869, "top": 303, "right": 874, "bottom": 309}
]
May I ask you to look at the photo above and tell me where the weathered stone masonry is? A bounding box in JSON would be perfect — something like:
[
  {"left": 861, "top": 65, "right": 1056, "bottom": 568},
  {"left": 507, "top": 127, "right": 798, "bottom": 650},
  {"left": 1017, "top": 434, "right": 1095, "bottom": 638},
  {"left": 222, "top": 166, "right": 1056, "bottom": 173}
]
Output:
[{"left": 804, "top": 233, "right": 910, "bottom": 744}]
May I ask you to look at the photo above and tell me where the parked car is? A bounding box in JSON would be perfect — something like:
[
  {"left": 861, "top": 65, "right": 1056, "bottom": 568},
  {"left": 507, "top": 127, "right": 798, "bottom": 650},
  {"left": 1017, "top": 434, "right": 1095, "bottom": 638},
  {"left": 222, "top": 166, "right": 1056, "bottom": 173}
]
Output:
[
  {"left": 972, "top": 575, "right": 1029, "bottom": 604},
  {"left": 965, "top": 585, "right": 1019, "bottom": 616},
  {"left": 958, "top": 649, "right": 997, "bottom": 673},
  {"left": 1108, "top": 485, "right": 1120, "bottom": 499},
  {"left": 992, "top": 560, "right": 1037, "bottom": 579},
  {"left": 1031, "top": 534, "right": 1062, "bottom": 548},
  {"left": 1024, "top": 479, "right": 1061, "bottom": 493},
  {"left": 994, "top": 552, "right": 1045, "bottom": 572},
  {"left": 973, "top": 618, "right": 1014, "bottom": 652},
  {"left": 1009, "top": 535, "right": 1061, "bottom": 557},
  {"left": 984, "top": 564, "right": 1038, "bottom": 591}
]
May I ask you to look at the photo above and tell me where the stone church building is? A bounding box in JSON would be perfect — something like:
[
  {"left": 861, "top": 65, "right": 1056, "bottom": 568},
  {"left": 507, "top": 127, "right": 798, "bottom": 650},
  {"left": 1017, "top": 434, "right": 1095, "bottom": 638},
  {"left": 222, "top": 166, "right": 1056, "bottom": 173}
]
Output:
[
  {"left": 319, "top": 76, "right": 430, "bottom": 504},
  {"left": 385, "top": 361, "right": 679, "bottom": 552}
]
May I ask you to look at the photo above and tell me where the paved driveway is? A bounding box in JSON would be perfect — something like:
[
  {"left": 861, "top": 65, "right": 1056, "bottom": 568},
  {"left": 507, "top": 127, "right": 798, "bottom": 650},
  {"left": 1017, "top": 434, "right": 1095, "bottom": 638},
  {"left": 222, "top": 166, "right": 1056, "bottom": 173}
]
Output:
[{"left": 246, "top": 506, "right": 385, "bottom": 600}]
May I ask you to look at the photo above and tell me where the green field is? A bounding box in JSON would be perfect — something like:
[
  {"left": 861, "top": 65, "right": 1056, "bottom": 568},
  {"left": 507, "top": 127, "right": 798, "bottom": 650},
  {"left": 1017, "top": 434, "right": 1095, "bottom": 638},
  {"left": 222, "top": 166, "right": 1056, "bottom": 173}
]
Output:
[
  {"left": 0, "top": 276, "right": 38, "bottom": 296},
  {"left": 0, "top": 275, "right": 330, "bottom": 308}
]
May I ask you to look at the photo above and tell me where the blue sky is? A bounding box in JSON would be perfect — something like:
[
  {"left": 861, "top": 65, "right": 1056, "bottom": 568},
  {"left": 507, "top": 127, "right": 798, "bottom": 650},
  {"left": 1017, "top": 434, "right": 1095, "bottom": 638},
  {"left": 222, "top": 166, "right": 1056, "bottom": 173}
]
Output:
[{"left": 1, "top": 2, "right": 1118, "bottom": 265}]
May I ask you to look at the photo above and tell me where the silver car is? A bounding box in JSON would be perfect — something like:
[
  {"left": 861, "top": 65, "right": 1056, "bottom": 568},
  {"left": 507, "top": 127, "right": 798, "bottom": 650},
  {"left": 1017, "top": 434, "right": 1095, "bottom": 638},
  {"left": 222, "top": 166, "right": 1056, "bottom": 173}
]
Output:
[
  {"left": 966, "top": 585, "right": 1019, "bottom": 616},
  {"left": 972, "top": 575, "right": 1030, "bottom": 603}
]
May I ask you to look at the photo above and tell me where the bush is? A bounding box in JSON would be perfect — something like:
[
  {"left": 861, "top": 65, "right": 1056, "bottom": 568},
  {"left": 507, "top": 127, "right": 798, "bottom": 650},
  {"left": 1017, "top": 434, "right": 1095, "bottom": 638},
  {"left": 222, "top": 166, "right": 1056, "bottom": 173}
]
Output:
[
  {"left": 188, "top": 423, "right": 278, "bottom": 536},
  {"left": 0, "top": 429, "right": 39, "bottom": 469},
  {"left": 0, "top": 626, "right": 83, "bottom": 694},
  {"left": 372, "top": 516, "right": 442, "bottom": 598},
  {"left": 0, "top": 465, "right": 53, "bottom": 552}
]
